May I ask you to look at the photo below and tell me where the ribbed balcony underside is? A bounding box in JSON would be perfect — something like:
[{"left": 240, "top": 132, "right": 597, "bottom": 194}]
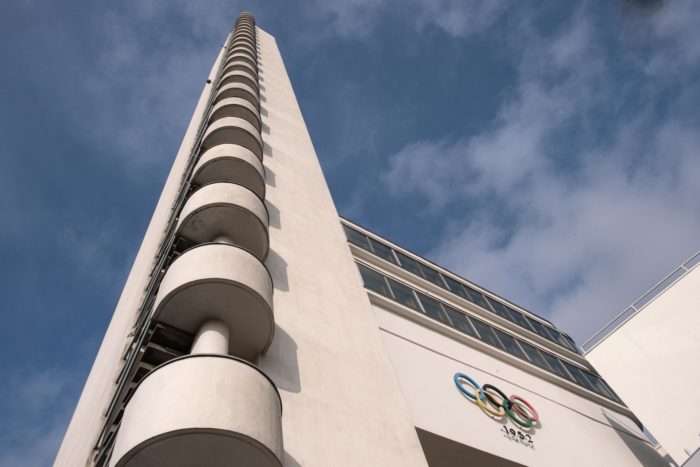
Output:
[
  {"left": 202, "top": 117, "right": 262, "bottom": 160},
  {"left": 177, "top": 182, "right": 269, "bottom": 260},
  {"left": 192, "top": 145, "right": 265, "bottom": 199},
  {"left": 209, "top": 97, "right": 260, "bottom": 129}
]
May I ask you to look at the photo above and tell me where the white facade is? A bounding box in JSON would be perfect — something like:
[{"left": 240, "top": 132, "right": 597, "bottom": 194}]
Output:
[
  {"left": 343, "top": 220, "right": 670, "bottom": 466},
  {"left": 587, "top": 253, "right": 700, "bottom": 465},
  {"left": 55, "top": 12, "right": 671, "bottom": 467}
]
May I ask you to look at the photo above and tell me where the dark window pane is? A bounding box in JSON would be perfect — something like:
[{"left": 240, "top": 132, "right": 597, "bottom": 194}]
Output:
[
  {"left": 542, "top": 352, "right": 573, "bottom": 381},
  {"left": 343, "top": 225, "right": 371, "bottom": 250},
  {"left": 387, "top": 278, "right": 420, "bottom": 310},
  {"left": 527, "top": 316, "right": 554, "bottom": 341},
  {"left": 508, "top": 309, "right": 535, "bottom": 331},
  {"left": 416, "top": 292, "right": 450, "bottom": 325},
  {"left": 368, "top": 238, "right": 397, "bottom": 264},
  {"left": 443, "top": 306, "right": 477, "bottom": 337},
  {"left": 518, "top": 341, "right": 549, "bottom": 370},
  {"left": 547, "top": 327, "right": 578, "bottom": 353},
  {"left": 583, "top": 372, "right": 616, "bottom": 400},
  {"left": 395, "top": 251, "right": 424, "bottom": 277},
  {"left": 562, "top": 334, "right": 580, "bottom": 354},
  {"left": 471, "top": 319, "right": 504, "bottom": 349},
  {"left": 487, "top": 298, "right": 513, "bottom": 321},
  {"left": 562, "top": 361, "right": 597, "bottom": 392},
  {"left": 357, "top": 264, "right": 390, "bottom": 296},
  {"left": 443, "top": 276, "right": 473, "bottom": 301},
  {"left": 464, "top": 285, "right": 493, "bottom": 311},
  {"left": 419, "top": 264, "right": 445, "bottom": 287},
  {"left": 494, "top": 330, "right": 526, "bottom": 359}
]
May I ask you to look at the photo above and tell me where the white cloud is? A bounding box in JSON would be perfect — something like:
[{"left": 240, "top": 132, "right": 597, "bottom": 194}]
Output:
[
  {"left": 382, "top": 4, "right": 700, "bottom": 342},
  {"left": 303, "top": 0, "right": 509, "bottom": 40},
  {"left": 412, "top": 0, "right": 509, "bottom": 38},
  {"left": 0, "top": 370, "right": 75, "bottom": 467}
]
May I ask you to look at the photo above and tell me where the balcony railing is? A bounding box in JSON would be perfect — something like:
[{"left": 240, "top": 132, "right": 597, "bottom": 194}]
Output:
[{"left": 582, "top": 250, "right": 700, "bottom": 353}]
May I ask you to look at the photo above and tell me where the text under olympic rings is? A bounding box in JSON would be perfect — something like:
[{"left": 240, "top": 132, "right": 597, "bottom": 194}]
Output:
[{"left": 453, "top": 373, "right": 540, "bottom": 429}]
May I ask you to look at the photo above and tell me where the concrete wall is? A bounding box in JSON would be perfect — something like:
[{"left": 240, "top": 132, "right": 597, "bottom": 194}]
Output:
[
  {"left": 371, "top": 300, "right": 668, "bottom": 466},
  {"left": 252, "top": 29, "right": 429, "bottom": 467},
  {"left": 587, "top": 265, "right": 700, "bottom": 464},
  {"left": 53, "top": 42, "right": 228, "bottom": 467}
]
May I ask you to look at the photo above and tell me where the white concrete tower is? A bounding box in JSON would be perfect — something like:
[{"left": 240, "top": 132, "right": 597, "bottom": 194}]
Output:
[{"left": 54, "top": 12, "right": 427, "bottom": 467}]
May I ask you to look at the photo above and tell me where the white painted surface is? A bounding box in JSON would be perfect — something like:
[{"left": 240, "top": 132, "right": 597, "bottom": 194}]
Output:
[
  {"left": 191, "top": 320, "right": 229, "bottom": 355},
  {"left": 255, "top": 29, "right": 429, "bottom": 467},
  {"left": 587, "top": 265, "right": 700, "bottom": 464},
  {"left": 373, "top": 300, "right": 668, "bottom": 466}
]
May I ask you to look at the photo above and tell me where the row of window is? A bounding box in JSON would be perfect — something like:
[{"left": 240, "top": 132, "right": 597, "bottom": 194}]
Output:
[
  {"left": 356, "top": 263, "right": 622, "bottom": 404},
  {"left": 343, "top": 224, "right": 579, "bottom": 354}
]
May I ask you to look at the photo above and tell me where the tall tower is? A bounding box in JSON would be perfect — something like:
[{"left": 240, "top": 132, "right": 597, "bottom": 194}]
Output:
[
  {"left": 54, "top": 12, "right": 427, "bottom": 467},
  {"left": 55, "top": 11, "right": 668, "bottom": 467}
]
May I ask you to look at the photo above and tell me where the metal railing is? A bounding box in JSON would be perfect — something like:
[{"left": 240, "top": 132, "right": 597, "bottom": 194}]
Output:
[{"left": 582, "top": 250, "right": 700, "bottom": 353}]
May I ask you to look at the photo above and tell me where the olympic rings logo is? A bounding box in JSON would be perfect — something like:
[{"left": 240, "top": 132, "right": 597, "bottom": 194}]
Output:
[{"left": 454, "top": 373, "right": 540, "bottom": 429}]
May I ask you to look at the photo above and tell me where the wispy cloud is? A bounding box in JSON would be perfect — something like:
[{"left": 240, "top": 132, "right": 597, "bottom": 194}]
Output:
[
  {"left": 0, "top": 369, "right": 76, "bottom": 467},
  {"left": 382, "top": 3, "right": 700, "bottom": 341},
  {"left": 301, "top": 0, "right": 509, "bottom": 40}
]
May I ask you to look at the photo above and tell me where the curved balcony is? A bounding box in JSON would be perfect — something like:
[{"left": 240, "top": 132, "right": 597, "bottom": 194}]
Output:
[
  {"left": 234, "top": 28, "right": 255, "bottom": 39},
  {"left": 230, "top": 35, "right": 255, "bottom": 47},
  {"left": 227, "top": 48, "right": 256, "bottom": 68},
  {"left": 110, "top": 355, "right": 283, "bottom": 467},
  {"left": 219, "top": 70, "right": 258, "bottom": 93},
  {"left": 153, "top": 243, "right": 274, "bottom": 358},
  {"left": 209, "top": 97, "right": 260, "bottom": 129},
  {"left": 236, "top": 23, "right": 254, "bottom": 30},
  {"left": 233, "top": 30, "right": 255, "bottom": 42},
  {"left": 177, "top": 182, "right": 269, "bottom": 260},
  {"left": 192, "top": 145, "right": 265, "bottom": 200},
  {"left": 201, "top": 117, "right": 262, "bottom": 160},
  {"left": 223, "top": 60, "right": 257, "bottom": 79},
  {"left": 215, "top": 81, "right": 259, "bottom": 108},
  {"left": 225, "top": 52, "right": 256, "bottom": 71},
  {"left": 228, "top": 43, "right": 256, "bottom": 57}
]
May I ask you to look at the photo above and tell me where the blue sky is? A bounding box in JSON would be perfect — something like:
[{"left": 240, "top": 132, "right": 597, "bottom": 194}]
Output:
[{"left": 1, "top": 0, "right": 698, "bottom": 465}]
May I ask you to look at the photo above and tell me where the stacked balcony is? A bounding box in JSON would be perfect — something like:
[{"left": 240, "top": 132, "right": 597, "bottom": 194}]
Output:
[{"left": 108, "top": 12, "right": 283, "bottom": 467}]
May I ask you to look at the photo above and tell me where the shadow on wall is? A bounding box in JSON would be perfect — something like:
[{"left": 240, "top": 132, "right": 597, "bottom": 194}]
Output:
[
  {"left": 602, "top": 411, "right": 673, "bottom": 467},
  {"left": 266, "top": 200, "right": 281, "bottom": 229},
  {"left": 266, "top": 248, "right": 288, "bottom": 292},
  {"left": 263, "top": 141, "right": 273, "bottom": 157},
  {"left": 265, "top": 325, "right": 301, "bottom": 393},
  {"left": 264, "top": 165, "right": 276, "bottom": 187},
  {"left": 284, "top": 450, "right": 302, "bottom": 467}
]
